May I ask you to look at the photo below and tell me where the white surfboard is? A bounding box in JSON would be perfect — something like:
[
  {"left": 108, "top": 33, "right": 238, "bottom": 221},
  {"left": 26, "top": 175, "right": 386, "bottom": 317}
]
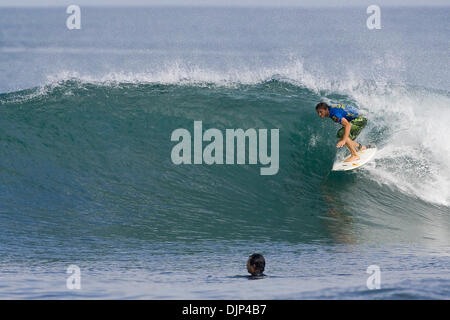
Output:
[{"left": 332, "top": 145, "right": 377, "bottom": 171}]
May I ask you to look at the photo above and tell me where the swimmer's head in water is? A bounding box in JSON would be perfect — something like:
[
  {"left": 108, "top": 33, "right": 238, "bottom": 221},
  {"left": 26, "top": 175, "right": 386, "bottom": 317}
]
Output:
[{"left": 247, "top": 253, "right": 265, "bottom": 276}]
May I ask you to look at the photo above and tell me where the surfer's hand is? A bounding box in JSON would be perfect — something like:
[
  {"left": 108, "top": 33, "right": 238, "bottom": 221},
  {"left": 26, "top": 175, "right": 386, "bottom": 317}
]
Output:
[{"left": 336, "top": 139, "right": 346, "bottom": 148}]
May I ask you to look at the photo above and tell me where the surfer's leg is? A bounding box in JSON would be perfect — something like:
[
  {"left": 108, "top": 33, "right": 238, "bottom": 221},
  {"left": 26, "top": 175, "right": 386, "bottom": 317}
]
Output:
[
  {"left": 350, "top": 117, "right": 367, "bottom": 151},
  {"left": 352, "top": 140, "right": 366, "bottom": 152},
  {"left": 357, "top": 143, "right": 367, "bottom": 151},
  {"left": 337, "top": 127, "right": 361, "bottom": 161},
  {"left": 344, "top": 140, "right": 360, "bottom": 162},
  {"left": 338, "top": 119, "right": 367, "bottom": 161},
  {"left": 348, "top": 118, "right": 367, "bottom": 153}
]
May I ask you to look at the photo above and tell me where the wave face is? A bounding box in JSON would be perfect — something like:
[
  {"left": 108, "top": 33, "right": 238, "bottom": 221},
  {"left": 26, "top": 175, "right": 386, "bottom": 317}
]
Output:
[{"left": 1, "top": 72, "right": 449, "bottom": 249}]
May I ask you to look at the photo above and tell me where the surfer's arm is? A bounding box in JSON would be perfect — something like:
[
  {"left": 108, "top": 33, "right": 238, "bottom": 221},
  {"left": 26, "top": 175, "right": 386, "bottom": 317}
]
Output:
[{"left": 336, "top": 118, "right": 351, "bottom": 148}]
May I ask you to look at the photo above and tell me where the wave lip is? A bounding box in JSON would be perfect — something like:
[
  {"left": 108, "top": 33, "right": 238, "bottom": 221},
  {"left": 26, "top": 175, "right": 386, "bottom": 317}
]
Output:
[{"left": 42, "top": 59, "right": 322, "bottom": 88}]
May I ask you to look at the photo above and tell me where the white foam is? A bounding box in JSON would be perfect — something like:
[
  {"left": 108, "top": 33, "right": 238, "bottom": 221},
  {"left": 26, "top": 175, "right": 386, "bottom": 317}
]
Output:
[
  {"left": 44, "top": 58, "right": 320, "bottom": 88},
  {"left": 350, "top": 85, "right": 450, "bottom": 206}
]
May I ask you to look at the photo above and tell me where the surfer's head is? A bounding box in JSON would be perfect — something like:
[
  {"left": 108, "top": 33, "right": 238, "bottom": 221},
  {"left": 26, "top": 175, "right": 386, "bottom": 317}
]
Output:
[
  {"left": 247, "top": 253, "right": 265, "bottom": 276},
  {"left": 316, "top": 102, "right": 330, "bottom": 118}
]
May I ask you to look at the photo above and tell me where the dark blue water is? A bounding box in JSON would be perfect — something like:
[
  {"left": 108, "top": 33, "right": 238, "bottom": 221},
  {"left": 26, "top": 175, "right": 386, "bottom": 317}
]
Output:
[{"left": 0, "top": 6, "right": 449, "bottom": 299}]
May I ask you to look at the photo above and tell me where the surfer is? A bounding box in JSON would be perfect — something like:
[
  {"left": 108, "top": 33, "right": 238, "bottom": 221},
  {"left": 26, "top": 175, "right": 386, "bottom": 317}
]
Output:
[
  {"left": 247, "top": 253, "right": 266, "bottom": 279},
  {"left": 316, "top": 102, "right": 367, "bottom": 162}
]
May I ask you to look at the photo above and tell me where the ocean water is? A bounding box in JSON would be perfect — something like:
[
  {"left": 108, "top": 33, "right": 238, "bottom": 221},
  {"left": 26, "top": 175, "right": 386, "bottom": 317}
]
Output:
[{"left": 0, "top": 6, "right": 449, "bottom": 299}]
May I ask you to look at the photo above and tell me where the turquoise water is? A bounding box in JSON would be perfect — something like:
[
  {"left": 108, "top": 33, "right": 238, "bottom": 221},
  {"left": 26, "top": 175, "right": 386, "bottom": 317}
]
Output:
[{"left": 0, "top": 7, "right": 449, "bottom": 299}]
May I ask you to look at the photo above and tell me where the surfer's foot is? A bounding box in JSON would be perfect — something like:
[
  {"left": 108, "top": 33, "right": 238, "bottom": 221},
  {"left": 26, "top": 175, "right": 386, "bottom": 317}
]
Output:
[
  {"left": 356, "top": 143, "right": 366, "bottom": 152},
  {"left": 344, "top": 154, "right": 360, "bottom": 162}
]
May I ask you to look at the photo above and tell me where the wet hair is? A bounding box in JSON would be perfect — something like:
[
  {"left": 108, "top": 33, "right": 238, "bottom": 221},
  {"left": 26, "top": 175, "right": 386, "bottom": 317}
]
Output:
[
  {"left": 248, "top": 253, "right": 265, "bottom": 274},
  {"left": 315, "top": 102, "right": 329, "bottom": 111}
]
